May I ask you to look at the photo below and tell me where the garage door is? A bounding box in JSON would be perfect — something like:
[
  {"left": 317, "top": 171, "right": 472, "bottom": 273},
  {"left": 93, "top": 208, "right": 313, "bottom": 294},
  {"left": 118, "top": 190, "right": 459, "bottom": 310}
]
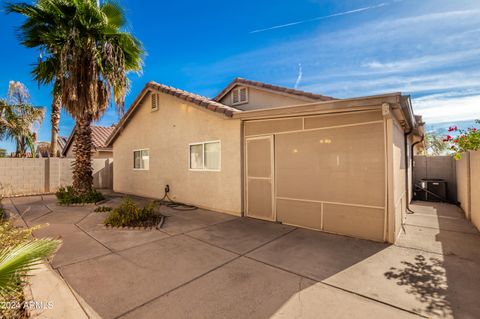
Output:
[{"left": 245, "top": 136, "right": 275, "bottom": 221}]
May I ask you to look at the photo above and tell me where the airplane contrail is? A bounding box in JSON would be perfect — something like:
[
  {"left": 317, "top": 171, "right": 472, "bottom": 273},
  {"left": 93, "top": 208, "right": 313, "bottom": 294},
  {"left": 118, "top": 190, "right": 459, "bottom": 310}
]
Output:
[
  {"left": 294, "top": 63, "right": 303, "bottom": 89},
  {"left": 250, "top": 2, "right": 392, "bottom": 34}
]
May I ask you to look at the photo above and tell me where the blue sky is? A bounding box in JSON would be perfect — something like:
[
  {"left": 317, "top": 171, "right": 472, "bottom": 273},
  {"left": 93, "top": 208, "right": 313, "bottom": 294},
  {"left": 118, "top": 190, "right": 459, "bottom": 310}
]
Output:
[{"left": 1, "top": 0, "right": 480, "bottom": 152}]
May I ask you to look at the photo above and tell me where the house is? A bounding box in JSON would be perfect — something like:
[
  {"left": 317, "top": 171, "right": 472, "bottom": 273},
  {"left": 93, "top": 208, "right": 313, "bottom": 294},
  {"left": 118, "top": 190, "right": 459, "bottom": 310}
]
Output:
[
  {"left": 106, "top": 78, "right": 424, "bottom": 243},
  {"left": 63, "top": 125, "right": 115, "bottom": 158},
  {"left": 35, "top": 136, "right": 68, "bottom": 157}
]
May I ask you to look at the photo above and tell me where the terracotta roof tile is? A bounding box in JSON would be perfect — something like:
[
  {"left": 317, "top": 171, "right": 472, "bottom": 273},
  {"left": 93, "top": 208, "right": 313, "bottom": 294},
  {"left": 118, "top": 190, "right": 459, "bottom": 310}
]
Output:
[
  {"left": 91, "top": 126, "right": 115, "bottom": 149},
  {"left": 213, "top": 77, "right": 336, "bottom": 102},
  {"left": 147, "top": 82, "right": 240, "bottom": 115}
]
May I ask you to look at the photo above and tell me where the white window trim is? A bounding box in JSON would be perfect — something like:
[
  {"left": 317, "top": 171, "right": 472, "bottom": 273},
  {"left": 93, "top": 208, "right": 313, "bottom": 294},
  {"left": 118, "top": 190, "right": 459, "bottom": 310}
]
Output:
[
  {"left": 188, "top": 140, "right": 221, "bottom": 172},
  {"left": 133, "top": 148, "right": 150, "bottom": 170},
  {"left": 231, "top": 87, "right": 248, "bottom": 106}
]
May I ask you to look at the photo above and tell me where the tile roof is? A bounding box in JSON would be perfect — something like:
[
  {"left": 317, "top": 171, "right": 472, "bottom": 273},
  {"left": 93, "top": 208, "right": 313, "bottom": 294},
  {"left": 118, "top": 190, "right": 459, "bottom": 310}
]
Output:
[
  {"left": 57, "top": 136, "right": 68, "bottom": 151},
  {"left": 62, "top": 125, "right": 115, "bottom": 156},
  {"left": 147, "top": 81, "right": 240, "bottom": 116},
  {"left": 213, "top": 77, "right": 336, "bottom": 102},
  {"left": 90, "top": 126, "right": 115, "bottom": 149}
]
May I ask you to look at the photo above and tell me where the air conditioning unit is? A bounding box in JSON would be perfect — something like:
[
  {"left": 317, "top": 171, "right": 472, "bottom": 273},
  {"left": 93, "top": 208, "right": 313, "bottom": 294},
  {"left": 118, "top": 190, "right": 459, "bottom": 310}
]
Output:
[{"left": 415, "top": 179, "right": 447, "bottom": 202}]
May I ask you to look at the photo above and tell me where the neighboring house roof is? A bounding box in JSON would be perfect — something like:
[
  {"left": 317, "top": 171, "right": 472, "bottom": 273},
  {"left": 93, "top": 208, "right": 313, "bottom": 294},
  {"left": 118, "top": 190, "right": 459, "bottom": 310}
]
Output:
[
  {"left": 106, "top": 81, "right": 241, "bottom": 146},
  {"left": 62, "top": 125, "right": 115, "bottom": 156},
  {"left": 213, "top": 77, "right": 336, "bottom": 103},
  {"left": 57, "top": 136, "right": 68, "bottom": 152}
]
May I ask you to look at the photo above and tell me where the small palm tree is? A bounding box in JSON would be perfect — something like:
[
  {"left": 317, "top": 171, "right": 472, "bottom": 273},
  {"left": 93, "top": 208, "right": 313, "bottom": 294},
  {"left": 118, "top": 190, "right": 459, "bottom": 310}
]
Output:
[
  {"left": 0, "top": 82, "right": 44, "bottom": 157},
  {"left": 9, "top": 0, "right": 144, "bottom": 195},
  {"left": 32, "top": 55, "right": 63, "bottom": 157},
  {"left": 0, "top": 239, "right": 61, "bottom": 296}
]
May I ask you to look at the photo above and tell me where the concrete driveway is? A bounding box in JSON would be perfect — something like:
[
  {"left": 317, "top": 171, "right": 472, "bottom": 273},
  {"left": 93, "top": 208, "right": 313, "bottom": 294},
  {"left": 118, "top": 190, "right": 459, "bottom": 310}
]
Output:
[{"left": 5, "top": 194, "right": 480, "bottom": 319}]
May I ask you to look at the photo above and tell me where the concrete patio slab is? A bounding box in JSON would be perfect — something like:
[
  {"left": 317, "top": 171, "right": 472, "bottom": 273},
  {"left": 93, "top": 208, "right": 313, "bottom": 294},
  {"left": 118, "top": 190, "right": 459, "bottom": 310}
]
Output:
[
  {"left": 121, "top": 257, "right": 417, "bottom": 319},
  {"left": 247, "top": 228, "right": 388, "bottom": 281},
  {"left": 76, "top": 211, "right": 110, "bottom": 230},
  {"left": 86, "top": 228, "right": 170, "bottom": 251},
  {"left": 33, "top": 224, "right": 111, "bottom": 268},
  {"left": 160, "top": 208, "right": 238, "bottom": 235},
  {"left": 324, "top": 245, "right": 480, "bottom": 319},
  {"left": 404, "top": 213, "right": 478, "bottom": 234},
  {"left": 20, "top": 206, "right": 53, "bottom": 223},
  {"left": 187, "top": 217, "right": 295, "bottom": 254},
  {"left": 59, "top": 235, "right": 237, "bottom": 318},
  {"left": 10, "top": 195, "right": 43, "bottom": 205},
  {"left": 29, "top": 209, "right": 91, "bottom": 226},
  {"left": 396, "top": 224, "right": 480, "bottom": 261},
  {"left": 405, "top": 202, "right": 478, "bottom": 234},
  {"left": 28, "top": 263, "right": 91, "bottom": 319}
]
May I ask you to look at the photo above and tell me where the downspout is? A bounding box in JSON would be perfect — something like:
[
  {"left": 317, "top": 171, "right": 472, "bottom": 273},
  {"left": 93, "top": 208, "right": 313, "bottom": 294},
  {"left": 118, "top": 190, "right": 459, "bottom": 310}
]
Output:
[
  {"left": 409, "top": 135, "right": 425, "bottom": 212},
  {"left": 404, "top": 128, "right": 414, "bottom": 214}
]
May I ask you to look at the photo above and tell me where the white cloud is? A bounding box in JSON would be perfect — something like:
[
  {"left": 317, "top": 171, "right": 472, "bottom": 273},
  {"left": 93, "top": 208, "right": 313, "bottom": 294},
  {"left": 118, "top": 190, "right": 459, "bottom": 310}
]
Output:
[{"left": 412, "top": 93, "right": 480, "bottom": 123}]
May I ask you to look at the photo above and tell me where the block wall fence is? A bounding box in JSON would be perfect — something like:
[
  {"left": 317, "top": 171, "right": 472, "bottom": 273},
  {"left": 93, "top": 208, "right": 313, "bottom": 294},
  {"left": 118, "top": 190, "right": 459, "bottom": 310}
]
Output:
[
  {"left": 456, "top": 151, "right": 480, "bottom": 231},
  {"left": 0, "top": 158, "right": 113, "bottom": 197}
]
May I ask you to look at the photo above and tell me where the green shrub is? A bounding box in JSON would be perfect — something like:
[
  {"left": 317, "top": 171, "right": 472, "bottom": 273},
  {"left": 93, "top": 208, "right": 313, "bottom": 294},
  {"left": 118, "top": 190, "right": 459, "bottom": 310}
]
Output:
[
  {"left": 56, "top": 186, "right": 104, "bottom": 205},
  {"left": 94, "top": 206, "right": 112, "bottom": 213},
  {"left": 104, "top": 198, "right": 163, "bottom": 228}
]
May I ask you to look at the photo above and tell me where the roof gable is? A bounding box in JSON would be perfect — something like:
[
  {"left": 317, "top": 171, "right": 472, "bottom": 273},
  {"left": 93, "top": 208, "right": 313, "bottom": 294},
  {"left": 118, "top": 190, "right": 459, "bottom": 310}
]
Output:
[
  {"left": 106, "top": 81, "right": 240, "bottom": 146},
  {"left": 213, "top": 78, "right": 335, "bottom": 103}
]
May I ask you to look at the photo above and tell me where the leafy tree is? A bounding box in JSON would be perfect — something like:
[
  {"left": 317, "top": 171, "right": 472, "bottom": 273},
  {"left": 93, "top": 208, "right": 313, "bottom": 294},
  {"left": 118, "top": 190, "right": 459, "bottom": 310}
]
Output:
[
  {"left": 0, "top": 149, "right": 6, "bottom": 158},
  {"left": 8, "top": 0, "right": 144, "bottom": 195},
  {"left": 422, "top": 132, "right": 450, "bottom": 156},
  {"left": 0, "top": 81, "right": 44, "bottom": 157}
]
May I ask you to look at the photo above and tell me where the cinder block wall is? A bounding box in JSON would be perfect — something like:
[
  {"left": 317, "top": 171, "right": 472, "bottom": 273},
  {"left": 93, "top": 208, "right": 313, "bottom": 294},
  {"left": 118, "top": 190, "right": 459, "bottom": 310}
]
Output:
[
  {"left": 0, "top": 158, "right": 113, "bottom": 197},
  {"left": 456, "top": 151, "right": 480, "bottom": 231},
  {"left": 0, "top": 158, "right": 46, "bottom": 195}
]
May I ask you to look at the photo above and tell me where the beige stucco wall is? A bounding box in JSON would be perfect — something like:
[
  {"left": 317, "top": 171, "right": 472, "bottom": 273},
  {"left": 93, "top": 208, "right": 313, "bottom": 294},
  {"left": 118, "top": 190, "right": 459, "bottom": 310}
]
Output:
[
  {"left": 455, "top": 152, "right": 470, "bottom": 219},
  {"left": 112, "top": 91, "right": 242, "bottom": 215},
  {"left": 470, "top": 151, "right": 480, "bottom": 230},
  {"left": 220, "top": 86, "right": 313, "bottom": 111}
]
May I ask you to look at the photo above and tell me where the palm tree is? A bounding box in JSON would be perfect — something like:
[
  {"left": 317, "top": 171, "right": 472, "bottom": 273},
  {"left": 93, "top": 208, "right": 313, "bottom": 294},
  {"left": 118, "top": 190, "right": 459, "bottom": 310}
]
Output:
[
  {"left": 8, "top": 0, "right": 144, "bottom": 195},
  {"left": 0, "top": 81, "right": 44, "bottom": 157},
  {"left": 32, "top": 55, "right": 63, "bottom": 157}
]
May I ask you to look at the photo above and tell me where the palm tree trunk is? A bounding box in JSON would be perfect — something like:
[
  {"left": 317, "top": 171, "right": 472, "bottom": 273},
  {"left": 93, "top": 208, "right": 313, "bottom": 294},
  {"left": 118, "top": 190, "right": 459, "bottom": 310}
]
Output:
[
  {"left": 49, "top": 91, "right": 61, "bottom": 157},
  {"left": 72, "top": 116, "right": 93, "bottom": 195}
]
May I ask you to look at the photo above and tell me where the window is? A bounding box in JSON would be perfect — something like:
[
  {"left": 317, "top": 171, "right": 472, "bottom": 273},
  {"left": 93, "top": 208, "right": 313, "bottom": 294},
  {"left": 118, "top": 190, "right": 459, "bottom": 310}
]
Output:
[
  {"left": 133, "top": 149, "right": 149, "bottom": 170},
  {"left": 189, "top": 141, "right": 220, "bottom": 171},
  {"left": 231, "top": 87, "right": 248, "bottom": 105},
  {"left": 151, "top": 93, "right": 159, "bottom": 112}
]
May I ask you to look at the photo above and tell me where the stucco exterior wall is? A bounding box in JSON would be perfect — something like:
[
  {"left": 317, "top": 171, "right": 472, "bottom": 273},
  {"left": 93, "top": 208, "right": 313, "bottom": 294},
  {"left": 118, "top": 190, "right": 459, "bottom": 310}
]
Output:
[
  {"left": 112, "top": 91, "right": 242, "bottom": 215},
  {"left": 220, "top": 86, "right": 312, "bottom": 111},
  {"left": 470, "top": 151, "right": 480, "bottom": 230}
]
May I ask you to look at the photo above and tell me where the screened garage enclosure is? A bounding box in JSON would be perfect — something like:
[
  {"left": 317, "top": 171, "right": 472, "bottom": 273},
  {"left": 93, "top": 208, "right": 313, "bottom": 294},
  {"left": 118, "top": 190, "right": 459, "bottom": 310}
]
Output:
[{"left": 237, "top": 94, "right": 421, "bottom": 243}]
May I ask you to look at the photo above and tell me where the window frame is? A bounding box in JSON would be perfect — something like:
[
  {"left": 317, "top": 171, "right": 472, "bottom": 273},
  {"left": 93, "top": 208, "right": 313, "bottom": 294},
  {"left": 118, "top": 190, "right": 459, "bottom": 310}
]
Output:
[
  {"left": 188, "top": 140, "right": 221, "bottom": 172},
  {"left": 231, "top": 87, "right": 248, "bottom": 106},
  {"left": 133, "top": 148, "right": 150, "bottom": 170}
]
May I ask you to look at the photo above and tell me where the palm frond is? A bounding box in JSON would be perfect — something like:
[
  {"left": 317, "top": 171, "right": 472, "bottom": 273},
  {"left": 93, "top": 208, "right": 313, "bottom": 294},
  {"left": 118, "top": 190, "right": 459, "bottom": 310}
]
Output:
[{"left": 0, "top": 239, "right": 61, "bottom": 295}]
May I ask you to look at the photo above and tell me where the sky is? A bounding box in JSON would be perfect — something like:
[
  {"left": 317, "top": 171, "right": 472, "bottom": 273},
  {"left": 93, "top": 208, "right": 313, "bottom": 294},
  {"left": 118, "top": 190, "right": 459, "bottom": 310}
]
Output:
[{"left": 1, "top": 0, "right": 480, "bottom": 152}]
